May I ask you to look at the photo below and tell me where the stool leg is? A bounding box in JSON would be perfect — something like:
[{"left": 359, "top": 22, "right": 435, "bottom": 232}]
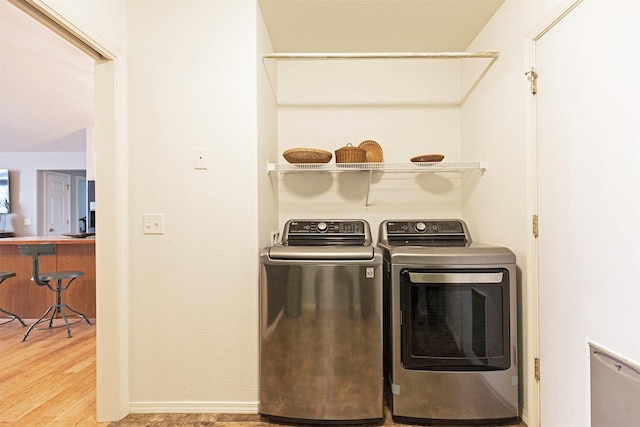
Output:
[
  {"left": 0, "top": 307, "right": 27, "bottom": 326},
  {"left": 48, "top": 306, "right": 58, "bottom": 328},
  {"left": 63, "top": 304, "right": 92, "bottom": 325},
  {"left": 22, "top": 305, "right": 56, "bottom": 342},
  {"left": 51, "top": 282, "right": 63, "bottom": 328},
  {"left": 58, "top": 305, "right": 73, "bottom": 338}
]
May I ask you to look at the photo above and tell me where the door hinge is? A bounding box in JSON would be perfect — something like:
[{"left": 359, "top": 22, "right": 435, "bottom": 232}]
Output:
[
  {"left": 535, "top": 357, "right": 540, "bottom": 382},
  {"left": 525, "top": 67, "right": 538, "bottom": 95},
  {"left": 533, "top": 214, "right": 539, "bottom": 238}
]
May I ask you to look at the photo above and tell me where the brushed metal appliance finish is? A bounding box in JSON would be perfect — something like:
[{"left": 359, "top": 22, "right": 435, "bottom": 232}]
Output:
[
  {"left": 386, "top": 261, "right": 518, "bottom": 422},
  {"left": 408, "top": 271, "right": 504, "bottom": 284},
  {"left": 268, "top": 245, "right": 374, "bottom": 260},
  {"left": 379, "top": 219, "right": 519, "bottom": 424},
  {"left": 260, "top": 219, "right": 383, "bottom": 424}
]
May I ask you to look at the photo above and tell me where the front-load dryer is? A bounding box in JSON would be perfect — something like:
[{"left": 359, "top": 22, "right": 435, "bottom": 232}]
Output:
[{"left": 378, "top": 219, "right": 519, "bottom": 425}]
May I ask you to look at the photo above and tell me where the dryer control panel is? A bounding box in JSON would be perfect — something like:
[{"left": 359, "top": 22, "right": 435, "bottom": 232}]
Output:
[{"left": 379, "top": 219, "right": 470, "bottom": 246}]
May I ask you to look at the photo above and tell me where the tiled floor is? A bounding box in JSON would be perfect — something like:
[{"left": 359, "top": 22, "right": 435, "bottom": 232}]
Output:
[{"left": 108, "top": 407, "right": 527, "bottom": 427}]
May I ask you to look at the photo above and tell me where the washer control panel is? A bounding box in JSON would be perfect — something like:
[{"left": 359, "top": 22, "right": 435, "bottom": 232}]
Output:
[
  {"left": 282, "top": 219, "right": 372, "bottom": 246},
  {"left": 286, "top": 220, "right": 365, "bottom": 235}
]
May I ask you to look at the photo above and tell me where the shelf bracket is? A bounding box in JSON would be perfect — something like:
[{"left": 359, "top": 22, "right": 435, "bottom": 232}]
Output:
[{"left": 365, "top": 169, "right": 373, "bottom": 206}]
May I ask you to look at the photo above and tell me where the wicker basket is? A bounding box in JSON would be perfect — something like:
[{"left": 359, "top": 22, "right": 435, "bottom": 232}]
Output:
[
  {"left": 282, "top": 148, "right": 332, "bottom": 164},
  {"left": 358, "top": 140, "right": 383, "bottom": 162},
  {"left": 335, "top": 143, "right": 367, "bottom": 163}
]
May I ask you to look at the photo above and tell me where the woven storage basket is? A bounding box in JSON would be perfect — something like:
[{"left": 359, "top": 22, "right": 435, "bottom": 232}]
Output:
[
  {"left": 358, "top": 140, "right": 383, "bottom": 162},
  {"left": 335, "top": 143, "right": 367, "bottom": 163},
  {"left": 282, "top": 148, "right": 332, "bottom": 164}
]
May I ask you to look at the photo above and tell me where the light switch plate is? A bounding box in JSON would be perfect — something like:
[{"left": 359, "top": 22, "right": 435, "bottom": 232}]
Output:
[
  {"left": 143, "top": 213, "right": 164, "bottom": 235},
  {"left": 194, "top": 149, "right": 208, "bottom": 169}
]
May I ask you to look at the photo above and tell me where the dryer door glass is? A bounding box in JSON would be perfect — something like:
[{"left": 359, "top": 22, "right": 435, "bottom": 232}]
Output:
[{"left": 400, "top": 268, "right": 510, "bottom": 371}]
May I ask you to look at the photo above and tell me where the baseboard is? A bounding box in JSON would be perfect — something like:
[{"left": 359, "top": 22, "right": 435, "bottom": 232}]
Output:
[
  {"left": 129, "top": 401, "right": 259, "bottom": 414},
  {"left": 520, "top": 406, "right": 529, "bottom": 425}
]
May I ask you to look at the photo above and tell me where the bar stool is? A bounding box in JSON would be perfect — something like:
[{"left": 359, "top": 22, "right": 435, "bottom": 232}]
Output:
[
  {"left": 18, "top": 244, "right": 91, "bottom": 342},
  {"left": 0, "top": 272, "right": 26, "bottom": 326}
]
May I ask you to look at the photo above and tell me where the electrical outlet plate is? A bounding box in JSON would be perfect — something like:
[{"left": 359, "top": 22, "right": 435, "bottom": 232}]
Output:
[{"left": 143, "top": 213, "right": 164, "bottom": 235}]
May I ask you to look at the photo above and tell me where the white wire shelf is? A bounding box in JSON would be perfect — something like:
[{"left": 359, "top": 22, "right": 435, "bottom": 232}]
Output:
[
  {"left": 268, "top": 161, "right": 488, "bottom": 206},
  {"left": 267, "top": 161, "right": 487, "bottom": 173}
]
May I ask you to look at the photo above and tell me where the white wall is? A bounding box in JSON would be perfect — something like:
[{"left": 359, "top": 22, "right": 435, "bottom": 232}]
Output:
[
  {"left": 56, "top": 0, "right": 127, "bottom": 51},
  {"left": 276, "top": 59, "right": 466, "bottom": 240},
  {"left": 0, "top": 151, "right": 85, "bottom": 235},
  {"left": 257, "top": 3, "right": 279, "bottom": 250},
  {"left": 126, "top": 0, "right": 260, "bottom": 411},
  {"left": 31, "top": 0, "right": 263, "bottom": 420}
]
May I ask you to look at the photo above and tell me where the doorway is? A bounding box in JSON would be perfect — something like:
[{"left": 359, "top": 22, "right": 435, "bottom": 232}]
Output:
[{"left": 7, "top": 0, "right": 126, "bottom": 421}]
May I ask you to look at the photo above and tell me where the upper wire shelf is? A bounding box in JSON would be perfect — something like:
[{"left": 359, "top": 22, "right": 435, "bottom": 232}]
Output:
[{"left": 262, "top": 52, "right": 500, "bottom": 60}]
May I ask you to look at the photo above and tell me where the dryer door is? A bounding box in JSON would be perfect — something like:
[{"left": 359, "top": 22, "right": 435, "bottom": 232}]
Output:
[{"left": 400, "top": 268, "right": 510, "bottom": 371}]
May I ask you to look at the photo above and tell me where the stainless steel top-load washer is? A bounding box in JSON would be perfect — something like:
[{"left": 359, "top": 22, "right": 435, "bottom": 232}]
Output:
[
  {"left": 378, "top": 219, "right": 519, "bottom": 425},
  {"left": 260, "top": 219, "right": 383, "bottom": 424}
]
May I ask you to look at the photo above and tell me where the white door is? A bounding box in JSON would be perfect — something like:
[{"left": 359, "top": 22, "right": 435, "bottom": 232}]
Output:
[
  {"left": 44, "top": 171, "right": 71, "bottom": 235},
  {"left": 76, "top": 176, "right": 87, "bottom": 232},
  {"left": 535, "top": 1, "right": 640, "bottom": 425}
]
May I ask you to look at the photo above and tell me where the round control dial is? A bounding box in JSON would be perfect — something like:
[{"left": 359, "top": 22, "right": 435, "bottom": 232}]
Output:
[
  {"left": 414, "top": 222, "right": 427, "bottom": 232},
  {"left": 316, "top": 222, "right": 328, "bottom": 232}
]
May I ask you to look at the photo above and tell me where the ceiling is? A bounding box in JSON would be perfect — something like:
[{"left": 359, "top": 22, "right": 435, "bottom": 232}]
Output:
[
  {"left": 0, "top": 0, "right": 504, "bottom": 153},
  {"left": 0, "top": 0, "right": 94, "bottom": 153},
  {"left": 259, "top": 0, "right": 504, "bottom": 53}
]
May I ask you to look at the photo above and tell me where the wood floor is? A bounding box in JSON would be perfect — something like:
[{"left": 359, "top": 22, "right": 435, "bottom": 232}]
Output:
[
  {"left": 0, "top": 317, "right": 108, "bottom": 427},
  {"left": 0, "top": 318, "right": 527, "bottom": 427}
]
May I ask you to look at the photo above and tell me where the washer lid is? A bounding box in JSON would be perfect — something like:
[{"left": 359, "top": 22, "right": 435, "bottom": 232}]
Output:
[{"left": 268, "top": 245, "right": 376, "bottom": 260}]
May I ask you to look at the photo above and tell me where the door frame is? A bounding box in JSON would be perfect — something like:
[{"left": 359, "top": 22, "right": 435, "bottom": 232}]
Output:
[
  {"left": 9, "top": 0, "right": 129, "bottom": 421},
  {"left": 524, "top": 1, "right": 583, "bottom": 426}
]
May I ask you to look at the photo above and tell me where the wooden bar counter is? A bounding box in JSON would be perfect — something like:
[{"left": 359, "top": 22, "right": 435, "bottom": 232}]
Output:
[{"left": 0, "top": 236, "right": 95, "bottom": 318}]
